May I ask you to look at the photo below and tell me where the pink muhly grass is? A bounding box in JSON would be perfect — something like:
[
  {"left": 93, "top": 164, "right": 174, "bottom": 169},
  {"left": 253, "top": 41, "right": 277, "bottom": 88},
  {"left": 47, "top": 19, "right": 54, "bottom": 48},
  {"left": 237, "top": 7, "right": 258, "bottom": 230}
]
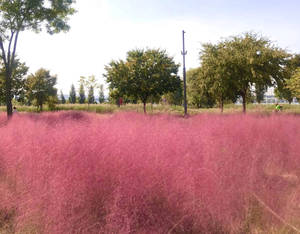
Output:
[{"left": 0, "top": 111, "right": 299, "bottom": 233}]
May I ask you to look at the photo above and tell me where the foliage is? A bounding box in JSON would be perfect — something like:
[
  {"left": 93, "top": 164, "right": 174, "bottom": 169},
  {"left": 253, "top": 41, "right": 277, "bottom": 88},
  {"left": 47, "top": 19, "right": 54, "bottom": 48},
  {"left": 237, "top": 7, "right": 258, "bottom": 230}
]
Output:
[
  {"left": 286, "top": 68, "right": 300, "bottom": 100},
  {"left": 25, "top": 68, "right": 57, "bottom": 111},
  {"left": 78, "top": 83, "right": 85, "bottom": 104},
  {"left": 0, "top": 112, "right": 300, "bottom": 233},
  {"left": 105, "top": 48, "right": 181, "bottom": 113},
  {"left": 163, "top": 80, "right": 183, "bottom": 106},
  {"left": 0, "top": 59, "right": 28, "bottom": 104},
  {"left": 201, "top": 43, "right": 239, "bottom": 111},
  {"left": 47, "top": 95, "right": 58, "bottom": 111},
  {"left": 186, "top": 68, "right": 216, "bottom": 108},
  {"left": 98, "top": 84, "right": 105, "bottom": 103},
  {"left": 0, "top": 0, "right": 75, "bottom": 116},
  {"left": 274, "top": 85, "right": 294, "bottom": 103},
  {"left": 274, "top": 54, "right": 300, "bottom": 103},
  {"left": 198, "top": 33, "right": 290, "bottom": 112},
  {"left": 254, "top": 83, "right": 267, "bottom": 103},
  {"left": 87, "top": 86, "right": 95, "bottom": 104},
  {"left": 59, "top": 90, "right": 66, "bottom": 104},
  {"left": 69, "top": 84, "right": 76, "bottom": 104},
  {"left": 79, "top": 75, "right": 99, "bottom": 104}
]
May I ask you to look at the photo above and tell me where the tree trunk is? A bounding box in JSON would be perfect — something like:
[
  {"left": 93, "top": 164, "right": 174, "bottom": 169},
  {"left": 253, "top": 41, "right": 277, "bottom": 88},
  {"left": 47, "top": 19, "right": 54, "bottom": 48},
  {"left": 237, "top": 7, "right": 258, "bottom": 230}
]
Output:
[
  {"left": 241, "top": 93, "right": 246, "bottom": 113},
  {"left": 143, "top": 102, "right": 146, "bottom": 114},
  {"left": 5, "top": 71, "right": 13, "bottom": 117},
  {"left": 1, "top": 31, "right": 20, "bottom": 118},
  {"left": 220, "top": 98, "right": 224, "bottom": 113}
]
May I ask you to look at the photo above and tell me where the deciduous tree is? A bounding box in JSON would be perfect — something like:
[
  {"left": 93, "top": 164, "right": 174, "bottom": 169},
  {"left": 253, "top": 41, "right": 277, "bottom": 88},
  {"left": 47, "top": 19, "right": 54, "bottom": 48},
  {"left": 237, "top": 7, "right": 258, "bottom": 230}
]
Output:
[
  {"left": 196, "top": 33, "right": 290, "bottom": 112},
  {"left": 0, "top": 0, "right": 75, "bottom": 116},
  {"left": 286, "top": 68, "right": 300, "bottom": 100},
  {"left": 105, "top": 49, "right": 181, "bottom": 113},
  {"left": 187, "top": 68, "right": 216, "bottom": 108},
  {"left": 25, "top": 68, "right": 57, "bottom": 111},
  {"left": 221, "top": 33, "right": 290, "bottom": 112},
  {"left": 0, "top": 58, "right": 28, "bottom": 104}
]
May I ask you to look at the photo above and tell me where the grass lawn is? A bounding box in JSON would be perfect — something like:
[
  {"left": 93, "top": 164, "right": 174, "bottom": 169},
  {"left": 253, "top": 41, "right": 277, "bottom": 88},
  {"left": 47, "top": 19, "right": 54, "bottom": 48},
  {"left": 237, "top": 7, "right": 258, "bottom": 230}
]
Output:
[{"left": 1, "top": 103, "right": 300, "bottom": 115}]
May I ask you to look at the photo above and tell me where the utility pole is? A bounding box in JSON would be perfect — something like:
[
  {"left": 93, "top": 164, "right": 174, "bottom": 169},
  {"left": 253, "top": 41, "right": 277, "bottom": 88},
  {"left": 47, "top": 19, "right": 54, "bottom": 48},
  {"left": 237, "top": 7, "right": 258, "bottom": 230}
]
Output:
[{"left": 181, "top": 30, "right": 187, "bottom": 116}]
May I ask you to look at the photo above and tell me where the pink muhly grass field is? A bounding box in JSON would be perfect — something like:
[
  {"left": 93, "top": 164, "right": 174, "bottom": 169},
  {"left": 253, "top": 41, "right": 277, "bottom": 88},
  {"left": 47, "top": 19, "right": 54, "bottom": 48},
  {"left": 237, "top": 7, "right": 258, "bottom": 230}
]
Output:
[{"left": 0, "top": 111, "right": 300, "bottom": 233}]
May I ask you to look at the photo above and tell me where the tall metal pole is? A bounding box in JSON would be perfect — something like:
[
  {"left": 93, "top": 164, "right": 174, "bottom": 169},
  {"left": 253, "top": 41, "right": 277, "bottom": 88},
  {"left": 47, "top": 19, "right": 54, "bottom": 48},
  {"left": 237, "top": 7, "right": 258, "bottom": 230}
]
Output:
[{"left": 181, "top": 30, "right": 187, "bottom": 116}]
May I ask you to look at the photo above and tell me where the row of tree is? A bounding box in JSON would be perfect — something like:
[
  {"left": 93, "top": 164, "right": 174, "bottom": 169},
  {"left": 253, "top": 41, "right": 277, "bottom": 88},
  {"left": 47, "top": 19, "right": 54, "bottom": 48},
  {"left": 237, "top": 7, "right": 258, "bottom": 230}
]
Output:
[
  {"left": 1, "top": 1, "right": 300, "bottom": 115},
  {"left": 186, "top": 33, "right": 300, "bottom": 112},
  {"left": 0, "top": 67, "right": 57, "bottom": 111},
  {"left": 0, "top": 64, "right": 106, "bottom": 110},
  {"left": 104, "top": 35, "right": 300, "bottom": 114},
  {"left": 67, "top": 76, "right": 105, "bottom": 104}
]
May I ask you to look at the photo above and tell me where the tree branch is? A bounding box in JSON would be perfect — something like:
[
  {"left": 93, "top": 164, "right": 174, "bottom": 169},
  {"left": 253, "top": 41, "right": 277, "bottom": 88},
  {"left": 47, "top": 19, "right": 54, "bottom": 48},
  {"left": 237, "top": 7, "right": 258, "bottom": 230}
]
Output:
[
  {"left": 0, "top": 36, "right": 8, "bottom": 70},
  {"left": 11, "top": 30, "right": 19, "bottom": 68},
  {"left": 7, "top": 31, "right": 15, "bottom": 67}
]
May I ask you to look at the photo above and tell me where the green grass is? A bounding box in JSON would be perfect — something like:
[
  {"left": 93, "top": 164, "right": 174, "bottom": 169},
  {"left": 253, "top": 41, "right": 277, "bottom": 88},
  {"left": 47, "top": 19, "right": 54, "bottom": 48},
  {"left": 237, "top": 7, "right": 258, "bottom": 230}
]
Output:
[{"left": 1, "top": 103, "right": 300, "bottom": 115}]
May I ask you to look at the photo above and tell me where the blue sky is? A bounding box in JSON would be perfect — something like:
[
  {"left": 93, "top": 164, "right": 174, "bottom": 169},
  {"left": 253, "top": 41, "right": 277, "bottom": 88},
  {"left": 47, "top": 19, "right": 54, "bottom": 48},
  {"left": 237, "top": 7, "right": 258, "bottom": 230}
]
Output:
[{"left": 16, "top": 0, "right": 300, "bottom": 94}]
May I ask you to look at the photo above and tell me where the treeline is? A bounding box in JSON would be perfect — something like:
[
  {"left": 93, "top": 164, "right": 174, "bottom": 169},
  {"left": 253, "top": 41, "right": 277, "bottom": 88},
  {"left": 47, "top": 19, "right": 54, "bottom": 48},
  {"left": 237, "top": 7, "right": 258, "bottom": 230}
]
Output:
[
  {"left": 186, "top": 32, "right": 300, "bottom": 112},
  {"left": 2, "top": 33, "right": 300, "bottom": 115},
  {"left": 67, "top": 76, "right": 105, "bottom": 105},
  {"left": 1, "top": 1, "right": 300, "bottom": 116},
  {"left": 0, "top": 67, "right": 57, "bottom": 111},
  {"left": 104, "top": 33, "right": 300, "bottom": 113},
  {"left": 0, "top": 67, "right": 106, "bottom": 111}
]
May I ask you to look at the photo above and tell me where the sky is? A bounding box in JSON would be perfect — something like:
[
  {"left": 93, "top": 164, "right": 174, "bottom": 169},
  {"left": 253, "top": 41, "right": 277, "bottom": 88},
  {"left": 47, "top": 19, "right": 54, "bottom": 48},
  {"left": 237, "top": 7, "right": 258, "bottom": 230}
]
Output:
[{"left": 16, "top": 0, "right": 300, "bottom": 95}]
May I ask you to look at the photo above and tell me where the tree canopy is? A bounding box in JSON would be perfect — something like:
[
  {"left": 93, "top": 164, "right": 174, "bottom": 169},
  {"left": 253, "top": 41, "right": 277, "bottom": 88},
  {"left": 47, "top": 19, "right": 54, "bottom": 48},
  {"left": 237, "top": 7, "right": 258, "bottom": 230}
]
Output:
[
  {"left": 69, "top": 84, "right": 76, "bottom": 104},
  {"left": 286, "top": 68, "right": 300, "bottom": 101},
  {"left": 0, "top": 58, "right": 28, "bottom": 104},
  {"left": 187, "top": 68, "right": 216, "bottom": 108},
  {"left": 190, "top": 33, "right": 291, "bottom": 112},
  {"left": 274, "top": 54, "right": 300, "bottom": 103},
  {"left": 98, "top": 84, "right": 105, "bottom": 103},
  {"left": 105, "top": 48, "right": 181, "bottom": 113},
  {"left": 25, "top": 68, "right": 57, "bottom": 111}
]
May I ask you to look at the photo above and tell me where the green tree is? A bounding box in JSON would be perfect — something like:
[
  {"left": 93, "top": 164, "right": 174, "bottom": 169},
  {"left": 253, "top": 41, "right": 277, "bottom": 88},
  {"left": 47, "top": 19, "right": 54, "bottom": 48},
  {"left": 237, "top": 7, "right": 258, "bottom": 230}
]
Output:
[
  {"left": 200, "top": 43, "right": 238, "bottom": 112},
  {"left": 274, "top": 85, "right": 293, "bottom": 103},
  {"left": 255, "top": 83, "right": 267, "bottom": 104},
  {"left": 88, "top": 86, "right": 95, "bottom": 104},
  {"left": 274, "top": 54, "right": 300, "bottom": 103},
  {"left": 187, "top": 68, "right": 216, "bottom": 108},
  {"left": 0, "top": 58, "right": 28, "bottom": 104},
  {"left": 225, "top": 33, "right": 290, "bottom": 112},
  {"left": 0, "top": 0, "right": 75, "bottom": 117},
  {"left": 78, "top": 75, "right": 98, "bottom": 104},
  {"left": 286, "top": 68, "right": 300, "bottom": 100},
  {"left": 199, "top": 33, "right": 290, "bottom": 113},
  {"left": 60, "top": 90, "right": 66, "bottom": 104},
  {"left": 105, "top": 49, "right": 181, "bottom": 113},
  {"left": 25, "top": 68, "right": 57, "bottom": 111},
  {"left": 78, "top": 83, "right": 86, "bottom": 104},
  {"left": 98, "top": 84, "right": 105, "bottom": 103},
  {"left": 163, "top": 81, "right": 183, "bottom": 106},
  {"left": 69, "top": 84, "right": 76, "bottom": 104}
]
